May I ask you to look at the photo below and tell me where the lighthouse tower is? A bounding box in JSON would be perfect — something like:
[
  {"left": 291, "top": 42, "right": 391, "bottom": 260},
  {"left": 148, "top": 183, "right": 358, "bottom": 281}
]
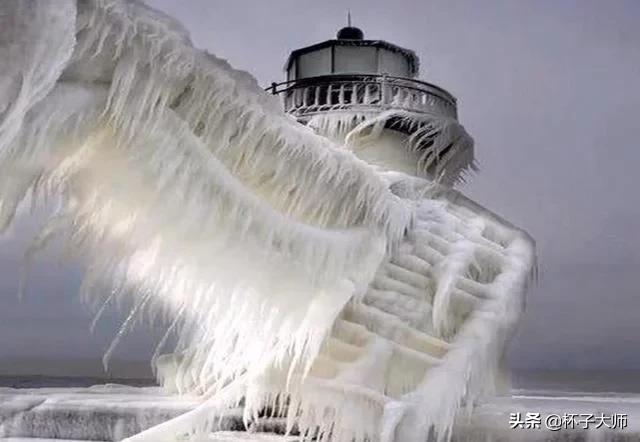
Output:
[{"left": 268, "top": 22, "right": 475, "bottom": 184}]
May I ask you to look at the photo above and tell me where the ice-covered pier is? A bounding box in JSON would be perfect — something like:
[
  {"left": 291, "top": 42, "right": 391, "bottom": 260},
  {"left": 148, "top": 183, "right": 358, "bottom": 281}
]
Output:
[{"left": 1, "top": 385, "right": 638, "bottom": 441}]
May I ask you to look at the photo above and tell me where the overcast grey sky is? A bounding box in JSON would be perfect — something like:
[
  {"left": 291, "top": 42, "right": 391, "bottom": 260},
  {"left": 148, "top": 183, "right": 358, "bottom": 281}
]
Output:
[{"left": 1, "top": 0, "right": 639, "bottom": 377}]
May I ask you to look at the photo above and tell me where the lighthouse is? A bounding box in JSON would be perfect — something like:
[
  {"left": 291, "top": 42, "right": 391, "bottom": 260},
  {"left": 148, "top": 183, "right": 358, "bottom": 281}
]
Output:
[
  {"left": 268, "top": 22, "right": 475, "bottom": 184},
  {"left": 0, "top": 3, "right": 538, "bottom": 441}
]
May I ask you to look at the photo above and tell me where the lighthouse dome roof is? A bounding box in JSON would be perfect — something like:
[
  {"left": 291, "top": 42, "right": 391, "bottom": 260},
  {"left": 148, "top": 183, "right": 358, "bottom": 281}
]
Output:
[{"left": 336, "top": 26, "right": 364, "bottom": 40}]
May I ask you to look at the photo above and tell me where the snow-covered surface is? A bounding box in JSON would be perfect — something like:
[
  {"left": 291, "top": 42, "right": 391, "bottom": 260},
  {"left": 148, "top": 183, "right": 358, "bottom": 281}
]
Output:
[
  {"left": 0, "top": 439, "right": 102, "bottom": 442},
  {"left": 0, "top": 385, "right": 206, "bottom": 440},
  {"left": 453, "top": 390, "right": 640, "bottom": 441},
  {"left": 1, "top": 386, "right": 638, "bottom": 441}
]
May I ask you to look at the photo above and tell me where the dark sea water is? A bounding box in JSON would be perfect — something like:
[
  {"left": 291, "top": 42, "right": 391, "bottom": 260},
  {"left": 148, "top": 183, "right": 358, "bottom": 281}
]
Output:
[
  {"left": 511, "top": 370, "right": 640, "bottom": 395},
  {"left": 0, "top": 374, "right": 156, "bottom": 388}
]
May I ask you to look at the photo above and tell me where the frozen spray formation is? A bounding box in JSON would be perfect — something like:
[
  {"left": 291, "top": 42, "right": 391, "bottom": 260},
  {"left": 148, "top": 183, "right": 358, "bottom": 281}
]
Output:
[{"left": 0, "top": 1, "right": 535, "bottom": 441}]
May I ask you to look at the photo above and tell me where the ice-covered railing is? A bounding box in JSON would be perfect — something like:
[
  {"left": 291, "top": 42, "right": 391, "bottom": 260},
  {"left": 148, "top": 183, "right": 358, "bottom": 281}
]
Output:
[{"left": 266, "top": 75, "right": 458, "bottom": 120}]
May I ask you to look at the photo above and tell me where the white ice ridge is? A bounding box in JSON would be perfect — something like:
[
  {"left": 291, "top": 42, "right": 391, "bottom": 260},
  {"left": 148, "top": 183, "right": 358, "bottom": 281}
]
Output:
[{"left": 0, "top": 1, "right": 535, "bottom": 442}]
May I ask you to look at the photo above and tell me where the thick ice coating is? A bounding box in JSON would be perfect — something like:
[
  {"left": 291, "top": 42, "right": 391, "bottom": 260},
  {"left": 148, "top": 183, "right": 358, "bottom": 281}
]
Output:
[{"left": 0, "top": 1, "right": 535, "bottom": 441}]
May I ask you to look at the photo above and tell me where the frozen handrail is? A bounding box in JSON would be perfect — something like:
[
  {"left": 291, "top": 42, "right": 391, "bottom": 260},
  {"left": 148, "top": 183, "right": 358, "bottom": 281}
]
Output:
[{"left": 266, "top": 74, "right": 458, "bottom": 120}]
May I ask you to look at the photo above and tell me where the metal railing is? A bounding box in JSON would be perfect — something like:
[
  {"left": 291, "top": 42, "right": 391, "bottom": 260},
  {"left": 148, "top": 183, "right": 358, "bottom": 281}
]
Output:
[{"left": 266, "top": 74, "right": 458, "bottom": 120}]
